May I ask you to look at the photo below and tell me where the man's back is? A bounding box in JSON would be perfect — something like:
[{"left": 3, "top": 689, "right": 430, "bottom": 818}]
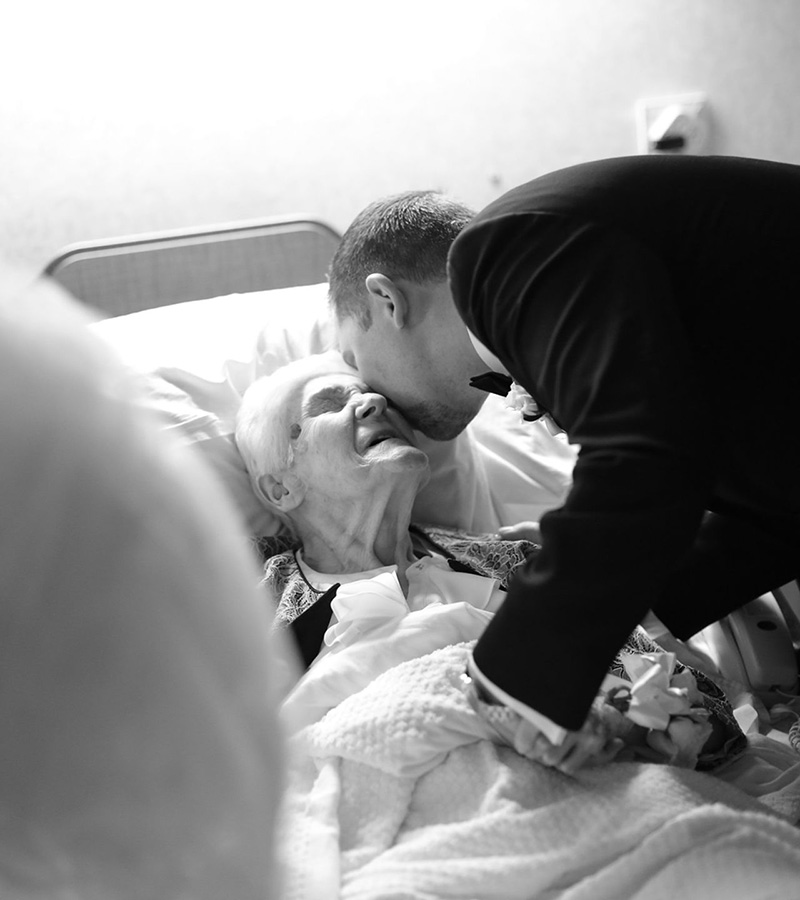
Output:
[{"left": 449, "top": 154, "right": 800, "bottom": 517}]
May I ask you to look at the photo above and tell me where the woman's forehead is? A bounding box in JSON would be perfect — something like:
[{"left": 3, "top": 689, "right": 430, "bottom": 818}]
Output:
[
  {"left": 283, "top": 370, "right": 366, "bottom": 419},
  {"left": 302, "top": 371, "right": 366, "bottom": 397}
]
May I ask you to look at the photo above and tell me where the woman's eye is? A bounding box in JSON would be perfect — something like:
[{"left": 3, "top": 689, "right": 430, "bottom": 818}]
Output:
[{"left": 307, "top": 391, "right": 348, "bottom": 416}]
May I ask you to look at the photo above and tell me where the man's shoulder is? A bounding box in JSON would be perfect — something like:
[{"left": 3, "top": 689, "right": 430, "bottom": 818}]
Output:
[
  {"left": 466, "top": 156, "right": 673, "bottom": 230},
  {"left": 464, "top": 154, "right": 800, "bottom": 233},
  {"left": 448, "top": 155, "right": 712, "bottom": 274},
  {"left": 448, "top": 159, "right": 626, "bottom": 273}
]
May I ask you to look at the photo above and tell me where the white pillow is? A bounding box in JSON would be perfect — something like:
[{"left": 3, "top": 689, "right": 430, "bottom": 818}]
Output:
[
  {"left": 92, "top": 285, "right": 334, "bottom": 537},
  {"left": 91, "top": 285, "right": 331, "bottom": 381}
]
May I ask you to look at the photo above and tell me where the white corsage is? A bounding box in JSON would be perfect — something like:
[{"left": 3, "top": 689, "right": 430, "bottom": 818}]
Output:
[
  {"left": 506, "top": 381, "right": 542, "bottom": 422},
  {"left": 600, "top": 651, "right": 712, "bottom": 769}
]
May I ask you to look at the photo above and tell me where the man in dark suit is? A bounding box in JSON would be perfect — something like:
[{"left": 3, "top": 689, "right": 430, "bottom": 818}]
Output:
[{"left": 330, "top": 155, "right": 800, "bottom": 772}]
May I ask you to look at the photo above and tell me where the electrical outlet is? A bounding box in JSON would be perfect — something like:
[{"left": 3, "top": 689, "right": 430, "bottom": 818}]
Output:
[{"left": 635, "top": 92, "right": 709, "bottom": 155}]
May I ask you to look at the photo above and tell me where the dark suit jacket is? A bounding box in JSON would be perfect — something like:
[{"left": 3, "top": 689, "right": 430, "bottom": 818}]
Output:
[{"left": 449, "top": 155, "right": 800, "bottom": 729}]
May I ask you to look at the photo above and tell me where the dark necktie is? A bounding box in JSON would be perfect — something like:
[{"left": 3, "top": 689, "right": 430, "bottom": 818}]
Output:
[
  {"left": 469, "top": 371, "right": 513, "bottom": 397},
  {"left": 469, "top": 371, "right": 553, "bottom": 426}
]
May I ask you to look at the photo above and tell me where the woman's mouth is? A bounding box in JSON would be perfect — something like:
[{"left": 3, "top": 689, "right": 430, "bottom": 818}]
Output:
[{"left": 360, "top": 429, "right": 404, "bottom": 453}]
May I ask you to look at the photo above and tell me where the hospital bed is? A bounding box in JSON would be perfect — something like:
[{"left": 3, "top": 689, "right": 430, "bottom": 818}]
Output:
[
  {"left": 39, "top": 216, "right": 800, "bottom": 896},
  {"left": 45, "top": 214, "right": 800, "bottom": 694},
  {"left": 43, "top": 215, "right": 342, "bottom": 317}
]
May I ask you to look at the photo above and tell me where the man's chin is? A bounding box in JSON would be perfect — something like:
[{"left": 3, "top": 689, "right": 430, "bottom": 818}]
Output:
[{"left": 404, "top": 401, "right": 476, "bottom": 441}]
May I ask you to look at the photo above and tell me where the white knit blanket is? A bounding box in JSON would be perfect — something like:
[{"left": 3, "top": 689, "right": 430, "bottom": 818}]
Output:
[{"left": 279, "top": 604, "right": 800, "bottom": 900}]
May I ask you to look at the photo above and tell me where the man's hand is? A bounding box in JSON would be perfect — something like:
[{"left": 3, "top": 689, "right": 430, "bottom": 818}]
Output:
[
  {"left": 464, "top": 676, "right": 626, "bottom": 775},
  {"left": 497, "top": 521, "right": 542, "bottom": 544},
  {"left": 509, "top": 704, "right": 627, "bottom": 775}
]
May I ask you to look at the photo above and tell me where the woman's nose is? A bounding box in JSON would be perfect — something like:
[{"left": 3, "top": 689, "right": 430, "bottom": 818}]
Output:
[{"left": 354, "top": 391, "right": 387, "bottom": 418}]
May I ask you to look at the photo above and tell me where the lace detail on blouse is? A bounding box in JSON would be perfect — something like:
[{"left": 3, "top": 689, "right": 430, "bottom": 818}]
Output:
[{"left": 255, "top": 525, "right": 538, "bottom": 629}]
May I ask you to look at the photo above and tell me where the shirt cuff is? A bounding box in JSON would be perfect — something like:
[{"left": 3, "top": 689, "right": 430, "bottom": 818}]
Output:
[{"left": 467, "top": 655, "right": 568, "bottom": 745}]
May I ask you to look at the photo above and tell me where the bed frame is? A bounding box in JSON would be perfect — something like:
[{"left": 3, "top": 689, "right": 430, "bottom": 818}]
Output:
[{"left": 43, "top": 215, "right": 341, "bottom": 318}]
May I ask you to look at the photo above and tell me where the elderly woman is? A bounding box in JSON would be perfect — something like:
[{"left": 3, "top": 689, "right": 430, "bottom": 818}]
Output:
[
  {"left": 236, "top": 352, "right": 536, "bottom": 654},
  {"left": 236, "top": 351, "right": 745, "bottom": 775}
]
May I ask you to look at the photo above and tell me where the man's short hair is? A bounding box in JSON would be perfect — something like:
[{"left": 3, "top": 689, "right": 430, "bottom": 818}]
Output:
[{"left": 328, "top": 190, "right": 474, "bottom": 329}]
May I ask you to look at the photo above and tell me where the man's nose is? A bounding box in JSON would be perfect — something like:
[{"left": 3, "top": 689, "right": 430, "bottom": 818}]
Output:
[{"left": 354, "top": 391, "right": 387, "bottom": 418}]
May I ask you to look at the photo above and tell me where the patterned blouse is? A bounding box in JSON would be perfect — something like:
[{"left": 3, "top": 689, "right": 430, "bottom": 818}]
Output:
[{"left": 256, "top": 525, "right": 532, "bottom": 628}]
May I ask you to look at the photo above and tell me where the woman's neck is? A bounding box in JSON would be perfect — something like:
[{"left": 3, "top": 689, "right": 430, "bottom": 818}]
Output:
[{"left": 291, "top": 483, "right": 420, "bottom": 588}]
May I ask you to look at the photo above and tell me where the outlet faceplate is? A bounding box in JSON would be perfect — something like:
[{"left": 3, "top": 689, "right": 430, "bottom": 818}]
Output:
[{"left": 635, "top": 92, "right": 709, "bottom": 155}]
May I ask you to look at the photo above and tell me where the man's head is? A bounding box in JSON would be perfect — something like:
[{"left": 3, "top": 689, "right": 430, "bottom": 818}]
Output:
[{"left": 329, "top": 191, "right": 488, "bottom": 440}]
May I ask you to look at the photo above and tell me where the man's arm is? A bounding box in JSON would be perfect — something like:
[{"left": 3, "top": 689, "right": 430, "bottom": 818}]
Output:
[
  {"left": 452, "top": 213, "right": 713, "bottom": 730},
  {"left": 465, "top": 656, "right": 625, "bottom": 774}
]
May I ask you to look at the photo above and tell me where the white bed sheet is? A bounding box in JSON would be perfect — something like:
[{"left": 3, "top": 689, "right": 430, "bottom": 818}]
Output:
[{"left": 280, "top": 602, "right": 800, "bottom": 900}]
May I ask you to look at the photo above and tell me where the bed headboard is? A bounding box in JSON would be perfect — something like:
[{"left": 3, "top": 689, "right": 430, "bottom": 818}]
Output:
[{"left": 42, "top": 216, "right": 342, "bottom": 318}]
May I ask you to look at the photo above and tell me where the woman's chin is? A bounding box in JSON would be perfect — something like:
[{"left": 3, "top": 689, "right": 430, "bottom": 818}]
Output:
[{"left": 374, "top": 444, "right": 430, "bottom": 475}]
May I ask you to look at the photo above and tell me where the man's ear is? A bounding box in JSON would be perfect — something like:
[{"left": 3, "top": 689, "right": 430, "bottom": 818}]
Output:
[
  {"left": 365, "top": 273, "right": 408, "bottom": 329},
  {"left": 255, "top": 472, "right": 306, "bottom": 513}
]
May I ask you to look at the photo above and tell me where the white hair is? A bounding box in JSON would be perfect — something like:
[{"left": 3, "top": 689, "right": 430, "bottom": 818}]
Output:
[{"left": 235, "top": 351, "right": 356, "bottom": 504}]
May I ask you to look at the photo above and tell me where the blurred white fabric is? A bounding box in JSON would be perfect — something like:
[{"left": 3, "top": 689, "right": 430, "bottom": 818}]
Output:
[{"left": 0, "top": 267, "right": 293, "bottom": 899}]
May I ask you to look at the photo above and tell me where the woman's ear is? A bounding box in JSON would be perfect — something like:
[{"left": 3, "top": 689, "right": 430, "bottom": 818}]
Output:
[
  {"left": 365, "top": 273, "right": 408, "bottom": 329},
  {"left": 255, "top": 472, "right": 306, "bottom": 512}
]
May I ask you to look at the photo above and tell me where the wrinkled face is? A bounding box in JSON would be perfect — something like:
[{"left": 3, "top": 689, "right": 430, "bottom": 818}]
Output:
[
  {"left": 288, "top": 372, "right": 429, "bottom": 495},
  {"left": 336, "top": 315, "right": 483, "bottom": 441}
]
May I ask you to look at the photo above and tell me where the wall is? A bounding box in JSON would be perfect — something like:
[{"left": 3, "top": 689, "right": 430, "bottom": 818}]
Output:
[{"left": 2, "top": 0, "right": 799, "bottom": 273}]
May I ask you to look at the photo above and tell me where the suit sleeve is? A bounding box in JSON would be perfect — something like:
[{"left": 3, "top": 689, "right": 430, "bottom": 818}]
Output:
[{"left": 451, "top": 213, "right": 716, "bottom": 729}]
